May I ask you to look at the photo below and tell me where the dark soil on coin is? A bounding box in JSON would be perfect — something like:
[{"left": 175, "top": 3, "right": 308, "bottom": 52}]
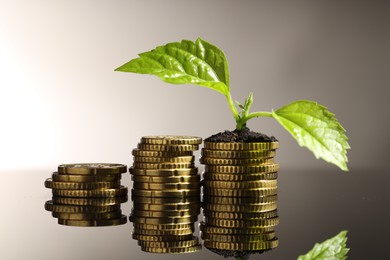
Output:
[
  {"left": 206, "top": 247, "right": 267, "bottom": 259},
  {"left": 204, "top": 127, "right": 277, "bottom": 143}
]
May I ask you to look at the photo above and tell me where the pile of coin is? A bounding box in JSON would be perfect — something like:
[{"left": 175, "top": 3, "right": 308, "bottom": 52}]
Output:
[
  {"left": 200, "top": 141, "right": 280, "bottom": 254},
  {"left": 130, "top": 136, "right": 203, "bottom": 254},
  {"left": 44, "top": 163, "right": 128, "bottom": 227}
]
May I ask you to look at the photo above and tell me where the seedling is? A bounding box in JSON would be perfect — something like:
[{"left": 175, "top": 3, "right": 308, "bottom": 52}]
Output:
[{"left": 115, "top": 38, "right": 350, "bottom": 171}]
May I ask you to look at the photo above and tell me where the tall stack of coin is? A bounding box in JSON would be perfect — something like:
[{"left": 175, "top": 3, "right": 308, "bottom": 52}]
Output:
[
  {"left": 130, "top": 136, "right": 202, "bottom": 254},
  {"left": 200, "top": 141, "right": 280, "bottom": 256},
  {"left": 44, "top": 163, "right": 128, "bottom": 227}
]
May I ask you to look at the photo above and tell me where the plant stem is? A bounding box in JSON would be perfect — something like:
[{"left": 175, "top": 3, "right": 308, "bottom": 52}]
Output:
[
  {"left": 236, "top": 111, "right": 273, "bottom": 131},
  {"left": 225, "top": 92, "right": 240, "bottom": 122}
]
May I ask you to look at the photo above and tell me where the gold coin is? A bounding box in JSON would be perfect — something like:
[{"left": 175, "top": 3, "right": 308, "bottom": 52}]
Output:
[
  {"left": 129, "top": 215, "right": 198, "bottom": 225},
  {"left": 141, "top": 136, "right": 202, "bottom": 145},
  {"left": 199, "top": 222, "right": 274, "bottom": 234},
  {"left": 131, "top": 175, "right": 200, "bottom": 183},
  {"left": 132, "top": 162, "right": 194, "bottom": 169},
  {"left": 133, "top": 156, "right": 194, "bottom": 163},
  {"left": 133, "top": 223, "right": 194, "bottom": 231},
  {"left": 131, "top": 188, "right": 200, "bottom": 198},
  {"left": 200, "top": 157, "right": 275, "bottom": 165},
  {"left": 132, "top": 233, "right": 194, "bottom": 242},
  {"left": 57, "top": 163, "right": 127, "bottom": 175},
  {"left": 203, "top": 172, "right": 277, "bottom": 181},
  {"left": 137, "top": 143, "right": 199, "bottom": 152},
  {"left": 201, "top": 149, "right": 276, "bottom": 159},
  {"left": 58, "top": 215, "right": 127, "bottom": 227},
  {"left": 203, "top": 141, "right": 279, "bottom": 151},
  {"left": 202, "top": 202, "right": 277, "bottom": 213},
  {"left": 131, "top": 209, "right": 199, "bottom": 218},
  {"left": 133, "top": 202, "right": 200, "bottom": 212},
  {"left": 204, "top": 216, "right": 279, "bottom": 228},
  {"left": 132, "top": 196, "right": 200, "bottom": 205},
  {"left": 140, "top": 245, "right": 202, "bottom": 254},
  {"left": 133, "top": 182, "right": 200, "bottom": 190},
  {"left": 52, "top": 196, "right": 128, "bottom": 206},
  {"left": 138, "top": 236, "right": 199, "bottom": 248},
  {"left": 130, "top": 167, "right": 198, "bottom": 177},
  {"left": 44, "top": 178, "right": 120, "bottom": 190},
  {"left": 203, "top": 210, "right": 278, "bottom": 220},
  {"left": 52, "top": 210, "right": 122, "bottom": 220},
  {"left": 44, "top": 200, "right": 120, "bottom": 213},
  {"left": 201, "top": 232, "right": 276, "bottom": 242},
  {"left": 133, "top": 227, "right": 194, "bottom": 236},
  {"left": 132, "top": 149, "right": 193, "bottom": 157},
  {"left": 203, "top": 180, "right": 277, "bottom": 189},
  {"left": 203, "top": 195, "right": 277, "bottom": 205},
  {"left": 205, "top": 164, "right": 279, "bottom": 174},
  {"left": 52, "top": 172, "right": 121, "bottom": 183},
  {"left": 203, "top": 187, "right": 277, "bottom": 197},
  {"left": 52, "top": 186, "right": 128, "bottom": 198},
  {"left": 203, "top": 238, "right": 278, "bottom": 250}
]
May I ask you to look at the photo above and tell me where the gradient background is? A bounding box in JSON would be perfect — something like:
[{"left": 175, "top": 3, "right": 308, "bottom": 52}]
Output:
[{"left": 1, "top": 1, "right": 389, "bottom": 259}]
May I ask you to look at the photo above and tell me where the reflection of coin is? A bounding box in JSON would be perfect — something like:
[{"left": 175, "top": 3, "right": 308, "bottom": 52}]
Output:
[
  {"left": 203, "top": 172, "right": 277, "bottom": 181},
  {"left": 132, "top": 149, "right": 193, "bottom": 157},
  {"left": 201, "top": 149, "right": 276, "bottom": 159},
  {"left": 133, "top": 202, "right": 200, "bottom": 211},
  {"left": 130, "top": 167, "right": 198, "bottom": 177},
  {"left": 199, "top": 222, "right": 274, "bottom": 234},
  {"left": 201, "top": 232, "right": 276, "bottom": 242},
  {"left": 52, "top": 196, "right": 128, "bottom": 206},
  {"left": 52, "top": 186, "right": 128, "bottom": 197},
  {"left": 203, "top": 238, "right": 278, "bottom": 250},
  {"left": 203, "top": 210, "right": 278, "bottom": 220},
  {"left": 140, "top": 245, "right": 202, "bottom": 253},
  {"left": 129, "top": 215, "right": 198, "bottom": 225},
  {"left": 131, "top": 209, "right": 199, "bottom": 218},
  {"left": 132, "top": 233, "right": 194, "bottom": 242},
  {"left": 58, "top": 163, "right": 127, "bottom": 175},
  {"left": 133, "top": 182, "right": 200, "bottom": 190},
  {"left": 138, "top": 236, "right": 199, "bottom": 248},
  {"left": 52, "top": 210, "right": 122, "bottom": 220},
  {"left": 203, "top": 195, "right": 277, "bottom": 205},
  {"left": 203, "top": 187, "right": 277, "bottom": 197},
  {"left": 137, "top": 144, "right": 199, "bottom": 152},
  {"left": 203, "top": 180, "right": 277, "bottom": 189},
  {"left": 131, "top": 188, "right": 199, "bottom": 198},
  {"left": 202, "top": 202, "right": 277, "bottom": 213},
  {"left": 205, "top": 164, "right": 279, "bottom": 174},
  {"left": 133, "top": 156, "right": 194, "bottom": 163},
  {"left": 44, "top": 178, "right": 120, "bottom": 190},
  {"left": 203, "top": 141, "right": 279, "bottom": 150},
  {"left": 133, "top": 227, "right": 194, "bottom": 236},
  {"left": 132, "top": 196, "right": 200, "bottom": 205},
  {"left": 133, "top": 223, "right": 194, "bottom": 231},
  {"left": 131, "top": 175, "right": 200, "bottom": 183},
  {"left": 52, "top": 172, "right": 121, "bottom": 183},
  {"left": 200, "top": 157, "right": 274, "bottom": 165},
  {"left": 44, "top": 200, "right": 120, "bottom": 213},
  {"left": 133, "top": 162, "right": 194, "bottom": 169},
  {"left": 204, "top": 217, "right": 279, "bottom": 228},
  {"left": 58, "top": 215, "right": 127, "bottom": 227},
  {"left": 141, "top": 136, "right": 202, "bottom": 145}
]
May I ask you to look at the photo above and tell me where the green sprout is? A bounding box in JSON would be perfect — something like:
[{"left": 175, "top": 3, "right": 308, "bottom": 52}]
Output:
[{"left": 115, "top": 38, "right": 350, "bottom": 171}]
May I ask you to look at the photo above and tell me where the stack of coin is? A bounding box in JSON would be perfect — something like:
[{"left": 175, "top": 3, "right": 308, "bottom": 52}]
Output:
[
  {"left": 200, "top": 141, "right": 280, "bottom": 256},
  {"left": 130, "top": 136, "right": 203, "bottom": 254},
  {"left": 44, "top": 163, "right": 128, "bottom": 227}
]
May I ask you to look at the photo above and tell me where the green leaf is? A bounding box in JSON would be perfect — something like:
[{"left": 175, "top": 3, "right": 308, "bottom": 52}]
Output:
[
  {"left": 272, "top": 100, "right": 350, "bottom": 171},
  {"left": 115, "top": 38, "right": 230, "bottom": 96},
  {"left": 297, "top": 230, "right": 349, "bottom": 260}
]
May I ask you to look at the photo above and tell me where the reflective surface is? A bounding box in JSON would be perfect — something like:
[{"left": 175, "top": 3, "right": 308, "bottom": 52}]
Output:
[{"left": 1, "top": 168, "right": 388, "bottom": 259}]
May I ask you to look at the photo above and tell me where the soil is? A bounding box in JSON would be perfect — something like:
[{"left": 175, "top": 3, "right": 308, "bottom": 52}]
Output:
[
  {"left": 206, "top": 247, "right": 267, "bottom": 259},
  {"left": 204, "top": 127, "right": 277, "bottom": 143}
]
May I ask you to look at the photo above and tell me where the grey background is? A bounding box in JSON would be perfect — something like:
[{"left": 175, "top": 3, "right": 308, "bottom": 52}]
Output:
[{"left": 1, "top": 0, "right": 389, "bottom": 259}]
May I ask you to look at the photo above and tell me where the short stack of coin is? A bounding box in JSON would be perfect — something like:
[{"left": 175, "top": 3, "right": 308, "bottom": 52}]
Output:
[
  {"left": 44, "top": 163, "right": 128, "bottom": 227},
  {"left": 130, "top": 136, "right": 203, "bottom": 254},
  {"left": 200, "top": 141, "right": 280, "bottom": 255}
]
